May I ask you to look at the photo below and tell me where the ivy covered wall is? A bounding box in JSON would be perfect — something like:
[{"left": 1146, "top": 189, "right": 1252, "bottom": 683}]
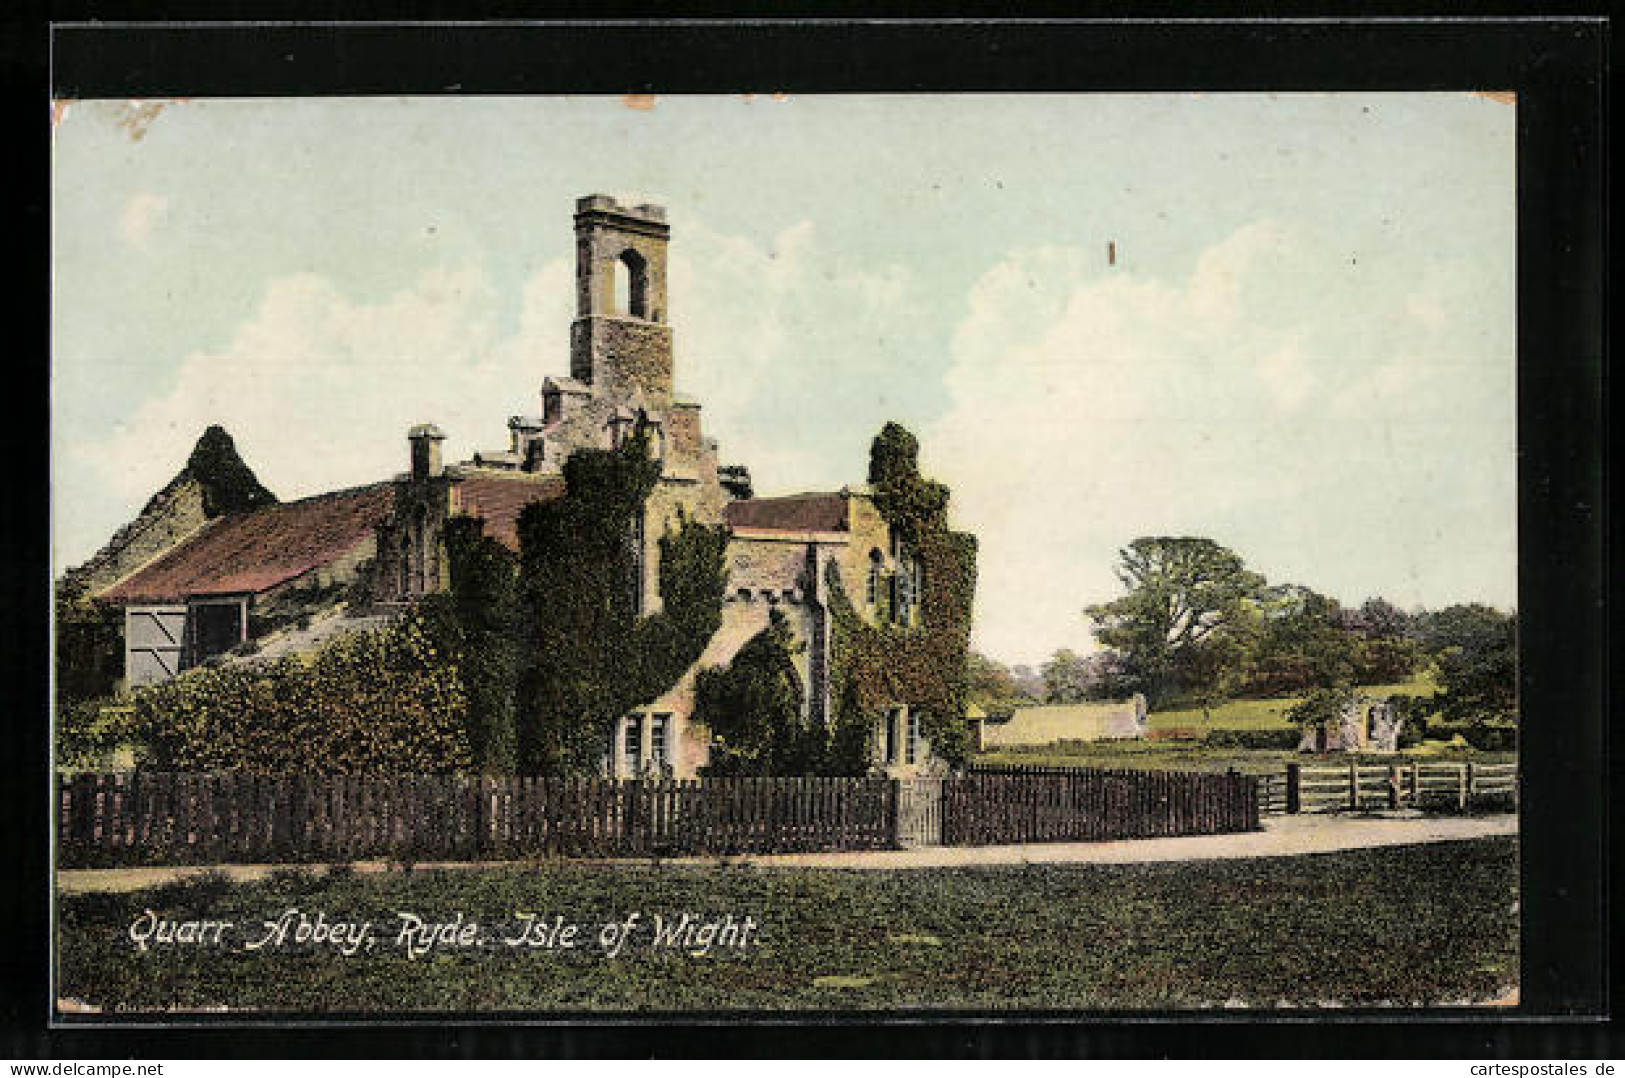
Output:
[
  {"left": 825, "top": 423, "right": 978, "bottom": 770},
  {"left": 515, "top": 421, "right": 729, "bottom": 775}
]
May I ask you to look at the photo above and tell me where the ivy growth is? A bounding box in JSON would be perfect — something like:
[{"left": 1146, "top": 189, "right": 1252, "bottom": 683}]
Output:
[
  {"left": 515, "top": 419, "right": 729, "bottom": 775},
  {"left": 133, "top": 609, "right": 472, "bottom": 775},
  {"left": 693, "top": 610, "right": 825, "bottom": 776},
  {"left": 433, "top": 515, "right": 522, "bottom": 775},
  {"left": 825, "top": 422, "right": 978, "bottom": 771},
  {"left": 185, "top": 424, "right": 278, "bottom": 518}
]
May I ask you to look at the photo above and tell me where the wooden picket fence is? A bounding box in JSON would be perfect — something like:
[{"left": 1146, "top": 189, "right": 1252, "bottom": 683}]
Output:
[
  {"left": 948, "top": 764, "right": 1258, "bottom": 845},
  {"left": 1261, "top": 760, "right": 1518, "bottom": 815},
  {"left": 55, "top": 772, "right": 897, "bottom": 868}
]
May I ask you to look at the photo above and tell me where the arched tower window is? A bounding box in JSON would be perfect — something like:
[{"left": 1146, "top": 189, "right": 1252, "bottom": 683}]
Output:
[
  {"left": 866, "top": 549, "right": 885, "bottom": 610},
  {"left": 615, "top": 248, "right": 650, "bottom": 319}
]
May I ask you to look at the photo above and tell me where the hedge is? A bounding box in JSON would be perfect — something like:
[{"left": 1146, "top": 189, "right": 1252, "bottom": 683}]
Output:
[{"left": 1202, "top": 727, "right": 1301, "bottom": 750}]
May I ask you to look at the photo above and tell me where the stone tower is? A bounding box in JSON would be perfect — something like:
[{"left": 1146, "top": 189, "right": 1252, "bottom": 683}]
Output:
[{"left": 570, "top": 194, "right": 673, "bottom": 409}]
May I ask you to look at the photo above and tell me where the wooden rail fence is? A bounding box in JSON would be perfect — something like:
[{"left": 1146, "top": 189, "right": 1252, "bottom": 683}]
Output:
[
  {"left": 1260, "top": 761, "right": 1517, "bottom": 816},
  {"left": 950, "top": 765, "right": 1258, "bottom": 845}
]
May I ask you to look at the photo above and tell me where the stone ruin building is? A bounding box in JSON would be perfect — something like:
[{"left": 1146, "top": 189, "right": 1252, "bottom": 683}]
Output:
[
  {"left": 73, "top": 195, "right": 959, "bottom": 779},
  {"left": 1297, "top": 694, "right": 1403, "bottom": 754}
]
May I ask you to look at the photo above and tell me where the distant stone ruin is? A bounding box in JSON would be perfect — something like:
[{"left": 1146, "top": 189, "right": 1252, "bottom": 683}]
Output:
[{"left": 1298, "top": 694, "right": 1402, "bottom": 754}]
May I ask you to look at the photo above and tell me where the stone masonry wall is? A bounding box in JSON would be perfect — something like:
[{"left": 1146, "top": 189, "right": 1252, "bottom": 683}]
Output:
[
  {"left": 570, "top": 318, "right": 674, "bottom": 409},
  {"left": 70, "top": 475, "right": 210, "bottom": 598}
]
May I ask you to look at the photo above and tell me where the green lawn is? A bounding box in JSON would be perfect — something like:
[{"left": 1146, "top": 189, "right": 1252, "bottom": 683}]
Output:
[
  {"left": 1147, "top": 672, "right": 1442, "bottom": 733},
  {"left": 976, "top": 738, "right": 1514, "bottom": 776},
  {"left": 57, "top": 837, "right": 1517, "bottom": 1013}
]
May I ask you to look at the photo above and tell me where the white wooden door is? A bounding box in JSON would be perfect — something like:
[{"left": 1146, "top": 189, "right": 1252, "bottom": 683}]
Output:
[{"left": 125, "top": 605, "right": 186, "bottom": 687}]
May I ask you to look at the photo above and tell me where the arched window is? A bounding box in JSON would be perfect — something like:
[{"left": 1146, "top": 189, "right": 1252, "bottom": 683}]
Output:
[{"left": 614, "top": 248, "right": 650, "bottom": 319}]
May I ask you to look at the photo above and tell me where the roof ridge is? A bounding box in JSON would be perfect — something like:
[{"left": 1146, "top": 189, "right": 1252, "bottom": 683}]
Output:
[{"left": 247, "top": 481, "right": 395, "bottom": 513}]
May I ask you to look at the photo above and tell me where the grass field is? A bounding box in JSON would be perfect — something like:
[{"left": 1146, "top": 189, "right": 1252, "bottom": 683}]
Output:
[
  {"left": 1146, "top": 673, "right": 1442, "bottom": 733},
  {"left": 56, "top": 837, "right": 1517, "bottom": 1013}
]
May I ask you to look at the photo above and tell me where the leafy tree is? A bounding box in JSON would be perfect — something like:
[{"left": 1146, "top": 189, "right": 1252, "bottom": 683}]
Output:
[
  {"left": 1007, "top": 663, "right": 1046, "bottom": 701},
  {"left": 1341, "top": 597, "right": 1425, "bottom": 685},
  {"left": 1247, "top": 586, "right": 1359, "bottom": 697},
  {"left": 1285, "top": 684, "right": 1355, "bottom": 740},
  {"left": 1418, "top": 604, "right": 1517, "bottom": 724},
  {"left": 1040, "top": 649, "right": 1093, "bottom": 704},
  {"left": 966, "top": 651, "right": 1035, "bottom": 710},
  {"left": 1177, "top": 626, "right": 1258, "bottom": 721},
  {"left": 1085, "top": 537, "right": 1266, "bottom": 707}
]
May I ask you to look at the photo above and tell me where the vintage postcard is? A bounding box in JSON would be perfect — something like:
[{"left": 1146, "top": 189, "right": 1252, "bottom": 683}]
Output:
[{"left": 51, "top": 93, "right": 1521, "bottom": 1016}]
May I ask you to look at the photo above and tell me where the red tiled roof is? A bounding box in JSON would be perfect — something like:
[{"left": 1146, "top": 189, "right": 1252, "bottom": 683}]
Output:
[
  {"left": 723, "top": 492, "right": 849, "bottom": 533},
  {"left": 101, "top": 484, "right": 394, "bottom": 604},
  {"left": 452, "top": 471, "right": 568, "bottom": 550}
]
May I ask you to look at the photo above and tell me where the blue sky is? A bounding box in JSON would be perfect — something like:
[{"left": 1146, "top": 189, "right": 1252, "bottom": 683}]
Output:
[{"left": 52, "top": 94, "right": 1515, "bottom": 665}]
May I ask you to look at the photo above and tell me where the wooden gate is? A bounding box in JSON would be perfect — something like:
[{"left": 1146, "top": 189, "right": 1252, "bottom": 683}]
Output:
[{"left": 895, "top": 777, "right": 943, "bottom": 847}]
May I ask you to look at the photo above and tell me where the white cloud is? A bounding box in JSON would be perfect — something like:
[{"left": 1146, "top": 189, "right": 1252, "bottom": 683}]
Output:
[
  {"left": 65, "top": 261, "right": 541, "bottom": 549},
  {"left": 118, "top": 192, "right": 168, "bottom": 249},
  {"left": 928, "top": 221, "right": 1514, "bottom": 666},
  {"left": 56, "top": 215, "right": 915, "bottom": 568},
  {"left": 670, "top": 217, "right": 922, "bottom": 496}
]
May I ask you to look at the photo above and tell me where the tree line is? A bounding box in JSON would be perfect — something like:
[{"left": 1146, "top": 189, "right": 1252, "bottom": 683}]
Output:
[{"left": 967, "top": 536, "right": 1516, "bottom": 728}]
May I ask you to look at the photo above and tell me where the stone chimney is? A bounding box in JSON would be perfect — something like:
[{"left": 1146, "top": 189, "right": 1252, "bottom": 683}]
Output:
[{"left": 408, "top": 423, "right": 446, "bottom": 481}]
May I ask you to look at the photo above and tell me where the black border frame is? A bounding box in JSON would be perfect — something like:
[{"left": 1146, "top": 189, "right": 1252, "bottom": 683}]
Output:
[{"left": 5, "top": 14, "right": 1609, "bottom": 1059}]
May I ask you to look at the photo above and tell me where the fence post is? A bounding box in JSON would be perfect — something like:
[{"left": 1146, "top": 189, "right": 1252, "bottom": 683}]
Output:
[
  {"left": 1387, "top": 764, "right": 1400, "bottom": 810},
  {"left": 1465, "top": 761, "right": 1476, "bottom": 810},
  {"left": 1458, "top": 762, "right": 1469, "bottom": 810},
  {"left": 1285, "top": 763, "right": 1300, "bottom": 814},
  {"left": 1348, "top": 760, "right": 1359, "bottom": 811},
  {"left": 1410, "top": 764, "right": 1419, "bottom": 806},
  {"left": 889, "top": 779, "right": 902, "bottom": 849}
]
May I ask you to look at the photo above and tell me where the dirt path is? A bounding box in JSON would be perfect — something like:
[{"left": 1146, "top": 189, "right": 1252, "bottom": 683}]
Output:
[
  {"left": 55, "top": 813, "right": 1516, "bottom": 894},
  {"left": 707, "top": 812, "right": 1516, "bottom": 869}
]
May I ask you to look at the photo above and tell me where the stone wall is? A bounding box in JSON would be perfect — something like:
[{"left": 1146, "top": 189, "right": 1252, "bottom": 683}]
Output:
[
  {"left": 570, "top": 317, "right": 674, "bottom": 408},
  {"left": 70, "top": 475, "right": 210, "bottom": 598},
  {"left": 836, "top": 492, "right": 897, "bottom": 619}
]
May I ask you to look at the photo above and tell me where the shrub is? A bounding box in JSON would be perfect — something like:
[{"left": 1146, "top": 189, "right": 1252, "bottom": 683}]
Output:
[
  {"left": 134, "top": 609, "right": 471, "bottom": 774},
  {"left": 53, "top": 591, "right": 123, "bottom": 713},
  {"left": 696, "top": 610, "right": 831, "bottom": 776},
  {"left": 57, "top": 697, "right": 140, "bottom": 770},
  {"left": 1462, "top": 723, "right": 1517, "bottom": 753}
]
